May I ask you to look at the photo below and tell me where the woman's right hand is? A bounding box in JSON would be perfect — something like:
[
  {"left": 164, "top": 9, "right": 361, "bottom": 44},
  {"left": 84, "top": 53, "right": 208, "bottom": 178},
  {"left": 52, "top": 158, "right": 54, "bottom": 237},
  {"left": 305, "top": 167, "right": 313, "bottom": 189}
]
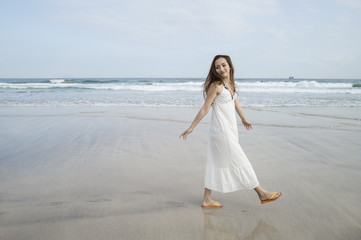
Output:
[{"left": 179, "top": 127, "right": 193, "bottom": 140}]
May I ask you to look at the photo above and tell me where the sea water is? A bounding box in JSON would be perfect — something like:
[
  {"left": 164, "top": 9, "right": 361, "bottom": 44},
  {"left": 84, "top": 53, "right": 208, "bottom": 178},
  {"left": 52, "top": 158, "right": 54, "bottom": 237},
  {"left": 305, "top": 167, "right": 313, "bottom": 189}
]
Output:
[{"left": 0, "top": 78, "right": 360, "bottom": 107}]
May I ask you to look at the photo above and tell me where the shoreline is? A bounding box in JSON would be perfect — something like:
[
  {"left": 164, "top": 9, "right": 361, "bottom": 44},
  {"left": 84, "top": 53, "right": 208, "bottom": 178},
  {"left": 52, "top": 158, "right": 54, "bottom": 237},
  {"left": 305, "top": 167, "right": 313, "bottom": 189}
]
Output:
[{"left": 1, "top": 105, "right": 360, "bottom": 131}]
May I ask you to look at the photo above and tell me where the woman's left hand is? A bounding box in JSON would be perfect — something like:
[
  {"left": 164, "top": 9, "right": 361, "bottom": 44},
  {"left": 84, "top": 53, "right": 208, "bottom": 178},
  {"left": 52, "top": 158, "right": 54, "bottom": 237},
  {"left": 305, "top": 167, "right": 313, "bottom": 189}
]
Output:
[
  {"left": 179, "top": 127, "right": 193, "bottom": 140},
  {"left": 242, "top": 120, "right": 252, "bottom": 130}
]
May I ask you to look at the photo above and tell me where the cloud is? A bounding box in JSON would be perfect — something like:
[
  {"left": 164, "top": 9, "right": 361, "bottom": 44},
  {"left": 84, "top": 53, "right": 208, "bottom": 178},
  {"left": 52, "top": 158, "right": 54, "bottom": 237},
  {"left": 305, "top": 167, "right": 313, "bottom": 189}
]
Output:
[
  {"left": 335, "top": 0, "right": 361, "bottom": 8},
  {"left": 3, "top": 0, "right": 359, "bottom": 77},
  {"left": 51, "top": 0, "right": 281, "bottom": 44}
]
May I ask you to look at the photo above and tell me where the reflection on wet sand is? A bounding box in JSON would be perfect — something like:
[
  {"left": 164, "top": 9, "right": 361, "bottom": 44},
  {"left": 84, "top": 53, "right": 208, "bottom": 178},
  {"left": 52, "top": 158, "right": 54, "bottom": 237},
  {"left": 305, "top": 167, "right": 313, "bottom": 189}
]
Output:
[{"left": 202, "top": 208, "right": 278, "bottom": 240}]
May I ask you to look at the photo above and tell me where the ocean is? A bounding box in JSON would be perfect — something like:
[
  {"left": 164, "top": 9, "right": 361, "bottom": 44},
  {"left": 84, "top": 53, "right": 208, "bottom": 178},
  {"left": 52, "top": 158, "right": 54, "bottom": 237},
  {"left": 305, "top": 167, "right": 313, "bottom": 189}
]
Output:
[{"left": 0, "top": 78, "right": 360, "bottom": 107}]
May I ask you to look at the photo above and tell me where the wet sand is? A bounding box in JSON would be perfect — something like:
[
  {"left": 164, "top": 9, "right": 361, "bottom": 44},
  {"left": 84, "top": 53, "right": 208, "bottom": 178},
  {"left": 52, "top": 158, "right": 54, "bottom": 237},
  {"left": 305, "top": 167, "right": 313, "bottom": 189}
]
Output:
[{"left": 0, "top": 106, "right": 360, "bottom": 240}]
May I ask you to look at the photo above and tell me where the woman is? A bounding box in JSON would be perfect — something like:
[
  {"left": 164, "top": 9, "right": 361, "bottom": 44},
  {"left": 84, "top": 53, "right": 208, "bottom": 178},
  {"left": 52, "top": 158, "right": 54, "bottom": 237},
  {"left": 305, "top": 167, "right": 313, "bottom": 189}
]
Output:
[{"left": 179, "top": 55, "right": 281, "bottom": 208}]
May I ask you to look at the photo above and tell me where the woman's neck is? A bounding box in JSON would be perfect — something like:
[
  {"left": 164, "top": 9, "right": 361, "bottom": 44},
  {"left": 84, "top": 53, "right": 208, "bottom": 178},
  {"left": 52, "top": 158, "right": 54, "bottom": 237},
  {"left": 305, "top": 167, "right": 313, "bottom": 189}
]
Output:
[{"left": 222, "top": 78, "right": 231, "bottom": 84}]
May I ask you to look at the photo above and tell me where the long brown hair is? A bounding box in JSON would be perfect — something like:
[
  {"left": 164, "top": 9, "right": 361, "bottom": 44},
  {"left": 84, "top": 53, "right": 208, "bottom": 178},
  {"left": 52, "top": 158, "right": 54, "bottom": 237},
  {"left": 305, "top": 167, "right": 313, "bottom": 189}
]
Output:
[{"left": 203, "top": 55, "right": 235, "bottom": 98}]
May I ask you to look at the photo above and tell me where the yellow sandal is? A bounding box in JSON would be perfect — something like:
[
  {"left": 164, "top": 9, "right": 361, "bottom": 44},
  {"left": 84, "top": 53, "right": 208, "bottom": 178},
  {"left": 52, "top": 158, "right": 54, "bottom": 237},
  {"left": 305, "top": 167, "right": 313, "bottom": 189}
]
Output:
[
  {"left": 261, "top": 192, "right": 282, "bottom": 204},
  {"left": 202, "top": 202, "right": 223, "bottom": 208}
]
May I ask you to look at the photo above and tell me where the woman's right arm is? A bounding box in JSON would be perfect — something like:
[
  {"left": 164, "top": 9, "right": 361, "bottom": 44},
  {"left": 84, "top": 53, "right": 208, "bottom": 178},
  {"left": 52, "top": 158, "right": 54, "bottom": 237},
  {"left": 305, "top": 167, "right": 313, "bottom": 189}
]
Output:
[{"left": 179, "top": 83, "right": 221, "bottom": 140}]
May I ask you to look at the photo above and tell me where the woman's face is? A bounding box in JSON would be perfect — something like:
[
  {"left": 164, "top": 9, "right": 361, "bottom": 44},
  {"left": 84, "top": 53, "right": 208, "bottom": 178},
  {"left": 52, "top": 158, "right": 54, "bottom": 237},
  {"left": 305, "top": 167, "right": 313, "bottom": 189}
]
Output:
[{"left": 214, "top": 58, "right": 230, "bottom": 80}]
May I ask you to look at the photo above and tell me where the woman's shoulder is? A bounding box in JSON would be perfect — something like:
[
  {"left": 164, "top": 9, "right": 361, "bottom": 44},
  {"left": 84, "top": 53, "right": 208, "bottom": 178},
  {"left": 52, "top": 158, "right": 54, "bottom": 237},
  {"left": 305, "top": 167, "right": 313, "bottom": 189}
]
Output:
[{"left": 209, "top": 81, "right": 223, "bottom": 94}]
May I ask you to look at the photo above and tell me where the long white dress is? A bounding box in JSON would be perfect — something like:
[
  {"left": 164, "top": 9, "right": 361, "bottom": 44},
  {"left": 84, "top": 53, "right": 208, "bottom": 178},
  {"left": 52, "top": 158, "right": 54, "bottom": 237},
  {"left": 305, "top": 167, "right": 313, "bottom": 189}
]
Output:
[{"left": 205, "top": 85, "right": 259, "bottom": 193}]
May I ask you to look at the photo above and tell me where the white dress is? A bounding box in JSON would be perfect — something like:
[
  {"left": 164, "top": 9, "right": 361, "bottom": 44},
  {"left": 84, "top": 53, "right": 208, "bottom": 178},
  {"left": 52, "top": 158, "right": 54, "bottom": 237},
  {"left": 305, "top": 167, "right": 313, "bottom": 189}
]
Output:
[{"left": 205, "top": 85, "right": 259, "bottom": 193}]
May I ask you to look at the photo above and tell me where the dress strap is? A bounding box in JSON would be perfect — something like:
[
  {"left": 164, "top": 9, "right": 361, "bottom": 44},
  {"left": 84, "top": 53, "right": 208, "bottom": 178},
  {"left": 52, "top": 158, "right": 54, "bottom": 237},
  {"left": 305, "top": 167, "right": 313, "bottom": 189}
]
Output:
[{"left": 223, "top": 82, "right": 234, "bottom": 99}]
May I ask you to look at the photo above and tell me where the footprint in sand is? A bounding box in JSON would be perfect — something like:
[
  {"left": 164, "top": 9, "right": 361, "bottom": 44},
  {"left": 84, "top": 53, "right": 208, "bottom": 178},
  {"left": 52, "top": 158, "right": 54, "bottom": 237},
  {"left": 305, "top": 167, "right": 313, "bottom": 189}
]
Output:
[
  {"left": 86, "top": 197, "right": 111, "bottom": 203},
  {"left": 37, "top": 201, "right": 64, "bottom": 207},
  {"left": 130, "top": 190, "right": 152, "bottom": 195},
  {"left": 162, "top": 201, "right": 184, "bottom": 208}
]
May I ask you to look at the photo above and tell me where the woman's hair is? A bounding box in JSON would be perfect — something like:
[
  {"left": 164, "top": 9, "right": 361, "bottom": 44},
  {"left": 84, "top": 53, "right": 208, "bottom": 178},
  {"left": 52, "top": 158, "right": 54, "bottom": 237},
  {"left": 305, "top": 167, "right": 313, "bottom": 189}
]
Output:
[{"left": 203, "top": 55, "right": 235, "bottom": 98}]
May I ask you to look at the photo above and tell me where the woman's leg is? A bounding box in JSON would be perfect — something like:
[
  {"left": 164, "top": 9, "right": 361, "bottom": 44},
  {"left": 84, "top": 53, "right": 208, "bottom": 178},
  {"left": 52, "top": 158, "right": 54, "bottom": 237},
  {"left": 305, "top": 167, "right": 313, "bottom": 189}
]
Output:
[
  {"left": 254, "top": 186, "right": 266, "bottom": 198},
  {"left": 202, "top": 188, "right": 222, "bottom": 207},
  {"left": 254, "top": 186, "right": 281, "bottom": 200},
  {"left": 203, "top": 188, "right": 212, "bottom": 202}
]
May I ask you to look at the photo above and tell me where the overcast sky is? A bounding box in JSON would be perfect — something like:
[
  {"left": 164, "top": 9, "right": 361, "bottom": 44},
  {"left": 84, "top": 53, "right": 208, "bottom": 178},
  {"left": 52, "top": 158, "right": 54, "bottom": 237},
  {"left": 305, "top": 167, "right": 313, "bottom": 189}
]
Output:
[{"left": 1, "top": 0, "right": 360, "bottom": 78}]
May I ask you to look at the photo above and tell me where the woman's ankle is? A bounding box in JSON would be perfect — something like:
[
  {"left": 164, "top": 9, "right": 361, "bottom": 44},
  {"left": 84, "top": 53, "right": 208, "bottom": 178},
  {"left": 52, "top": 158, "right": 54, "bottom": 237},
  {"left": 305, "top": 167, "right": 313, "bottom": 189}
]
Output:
[
  {"left": 254, "top": 186, "right": 266, "bottom": 197},
  {"left": 203, "top": 197, "right": 212, "bottom": 203}
]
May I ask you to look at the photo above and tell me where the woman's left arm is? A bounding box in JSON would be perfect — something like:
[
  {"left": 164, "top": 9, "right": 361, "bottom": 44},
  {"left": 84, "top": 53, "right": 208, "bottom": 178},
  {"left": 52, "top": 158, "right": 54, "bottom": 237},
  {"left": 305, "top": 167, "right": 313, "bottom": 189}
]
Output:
[{"left": 235, "top": 98, "right": 252, "bottom": 130}]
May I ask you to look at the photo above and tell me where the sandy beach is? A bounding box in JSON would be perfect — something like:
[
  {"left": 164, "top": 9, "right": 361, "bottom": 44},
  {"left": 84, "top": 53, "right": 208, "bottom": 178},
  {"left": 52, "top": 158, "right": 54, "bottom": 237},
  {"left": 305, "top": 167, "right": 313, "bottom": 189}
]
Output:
[{"left": 0, "top": 106, "right": 360, "bottom": 240}]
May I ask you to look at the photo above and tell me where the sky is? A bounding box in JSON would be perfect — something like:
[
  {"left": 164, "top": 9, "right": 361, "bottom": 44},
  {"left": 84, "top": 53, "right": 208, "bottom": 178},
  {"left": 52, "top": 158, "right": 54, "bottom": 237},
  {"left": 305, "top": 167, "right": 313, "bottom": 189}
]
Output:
[{"left": 1, "top": 0, "right": 360, "bottom": 78}]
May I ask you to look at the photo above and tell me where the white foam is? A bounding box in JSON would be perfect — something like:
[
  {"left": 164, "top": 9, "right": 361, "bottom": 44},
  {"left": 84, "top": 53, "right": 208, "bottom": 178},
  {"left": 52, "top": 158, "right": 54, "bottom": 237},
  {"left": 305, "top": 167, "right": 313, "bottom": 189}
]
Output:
[
  {"left": 236, "top": 81, "right": 352, "bottom": 88},
  {"left": 50, "top": 79, "right": 66, "bottom": 84},
  {"left": 0, "top": 82, "right": 203, "bottom": 91},
  {"left": 0, "top": 80, "right": 360, "bottom": 94},
  {"left": 235, "top": 81, "right": 359, "bottom": 94},
  {"left": 2, "top": 101, "right": 360, "bottom": 107}
]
